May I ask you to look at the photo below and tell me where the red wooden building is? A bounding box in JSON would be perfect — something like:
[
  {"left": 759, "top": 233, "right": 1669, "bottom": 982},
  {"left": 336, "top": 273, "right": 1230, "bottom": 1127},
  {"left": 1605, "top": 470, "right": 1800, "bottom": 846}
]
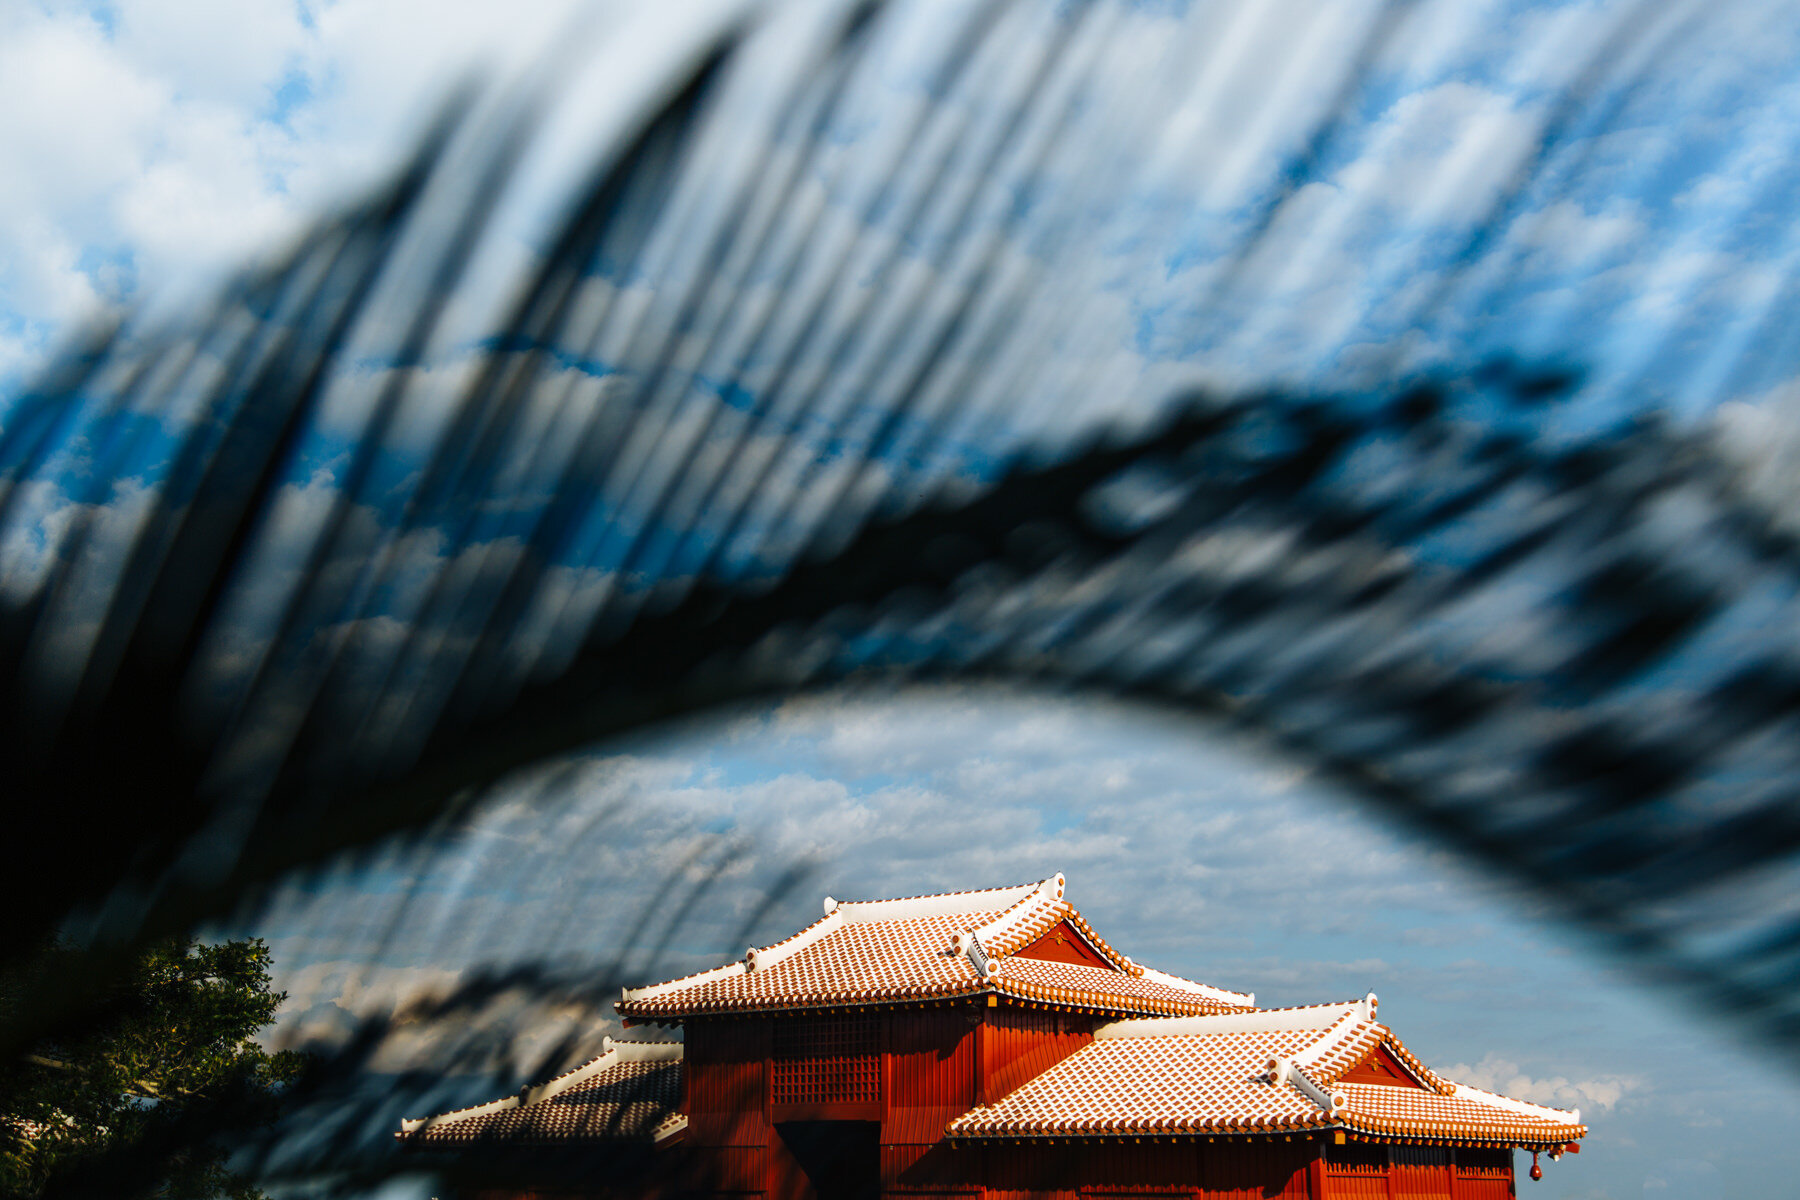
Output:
[{"left": 401, "top": 874, "right": 1585, "bottom": 1199}]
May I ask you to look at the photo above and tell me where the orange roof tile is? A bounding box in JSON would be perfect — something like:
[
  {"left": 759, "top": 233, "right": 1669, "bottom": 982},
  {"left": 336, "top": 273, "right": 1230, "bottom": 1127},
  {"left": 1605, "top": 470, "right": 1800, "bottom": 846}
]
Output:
[
  {"left": 947, "top": 1000, "right": 1587, "bottom": 1148},
  {"left": 615, "top": 874, "right": 1254, "bottom": 1020},
  {"left": 399, "top": 1039, "right": 684, "bottom": 1147}
]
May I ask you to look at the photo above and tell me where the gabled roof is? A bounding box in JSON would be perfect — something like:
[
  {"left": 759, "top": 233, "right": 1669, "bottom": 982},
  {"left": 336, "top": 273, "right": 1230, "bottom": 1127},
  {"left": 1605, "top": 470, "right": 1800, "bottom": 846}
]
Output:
[
  {"left": 398, "top": 1038, "right": 684, "bottom": 1147},
  {"left": 615, "top": 874, "right": 1255, "bottom": 1021},
  {"left": 945, "top": 996, "right": 1588, "bottom": 1149}
]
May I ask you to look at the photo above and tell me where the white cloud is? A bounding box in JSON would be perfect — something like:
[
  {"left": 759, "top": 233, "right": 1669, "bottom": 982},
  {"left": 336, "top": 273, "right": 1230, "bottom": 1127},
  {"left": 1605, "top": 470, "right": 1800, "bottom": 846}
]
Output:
[
  {"left": 1443, "top": 1051, "right": 1644, "bottom": 1113},
  {"left": 1338, "top": 82, "right": 1543, "bottom": 230},
  {"left": 0, "top": 0, "right": 607, "bottom": 382}
]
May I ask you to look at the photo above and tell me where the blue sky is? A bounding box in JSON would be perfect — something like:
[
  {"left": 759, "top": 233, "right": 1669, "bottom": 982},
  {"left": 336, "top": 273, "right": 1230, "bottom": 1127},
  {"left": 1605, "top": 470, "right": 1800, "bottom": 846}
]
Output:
[{"left": 8, "top": 2, "right": 1800, "bottom": 1197}]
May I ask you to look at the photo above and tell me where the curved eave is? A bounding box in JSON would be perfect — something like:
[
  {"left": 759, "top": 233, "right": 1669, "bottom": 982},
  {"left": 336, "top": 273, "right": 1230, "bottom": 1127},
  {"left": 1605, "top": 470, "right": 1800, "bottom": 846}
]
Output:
[
  {"left": 618, "top": 980, "right": 1250, "bottom": 1023},
  {"left": 946, "top": 1119, "right": 1588, "bottom": 1149},
  {"left": 617, "top": 978, "right": 990, "bottom": 1021},
  {"left": 1336, "top": 1112, "right": 1589, "bottom": 1149},
  {"left": 946, "top": 1114, "right": 1335, "bottom": 1142}
]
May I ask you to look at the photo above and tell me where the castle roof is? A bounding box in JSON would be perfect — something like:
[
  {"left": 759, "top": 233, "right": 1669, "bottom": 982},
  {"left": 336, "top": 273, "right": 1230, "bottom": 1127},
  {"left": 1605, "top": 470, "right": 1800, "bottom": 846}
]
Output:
[
  {"left": 396, "top": 876, "right": 1590, "bottom": 1160},
  {"left": 945, "top": 997, "right": 1587, "bottom": 1149},
  {"left": 398, "top": 1038, "right": 685, "bottom": 1147},
  {"left": 615, "top": 874, "right": 1255, "bottom": 1021}
]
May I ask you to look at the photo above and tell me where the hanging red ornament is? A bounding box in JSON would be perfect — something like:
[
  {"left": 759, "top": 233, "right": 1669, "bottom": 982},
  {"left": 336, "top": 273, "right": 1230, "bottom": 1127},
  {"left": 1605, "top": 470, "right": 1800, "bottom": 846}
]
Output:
[{"left": 1529, "top": 1151, "right": 1543, "bottom": 1182}]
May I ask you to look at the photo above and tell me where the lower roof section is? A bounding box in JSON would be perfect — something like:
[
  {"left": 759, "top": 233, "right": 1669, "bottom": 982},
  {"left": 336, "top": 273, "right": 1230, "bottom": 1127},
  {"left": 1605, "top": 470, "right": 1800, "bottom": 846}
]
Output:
[
  {"left": 946, "top": 1000, "right": 1587, "bottom": 1150},
  {"left": 399, "top": 1038, "right": 684, "bottom": 1147}
]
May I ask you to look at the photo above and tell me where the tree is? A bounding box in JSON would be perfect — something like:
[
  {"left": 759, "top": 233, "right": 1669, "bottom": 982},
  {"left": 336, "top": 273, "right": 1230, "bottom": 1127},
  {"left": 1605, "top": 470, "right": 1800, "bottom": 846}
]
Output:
[{"left": 1, "top": 937, "right": 307, "bottom": 1199}]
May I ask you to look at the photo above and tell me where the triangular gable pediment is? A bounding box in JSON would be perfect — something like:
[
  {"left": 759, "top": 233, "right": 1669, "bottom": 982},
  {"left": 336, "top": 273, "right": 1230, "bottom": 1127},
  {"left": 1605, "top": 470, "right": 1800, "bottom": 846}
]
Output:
[
  {"left": 1013, "top": 918, "right": 1118, "bottom": 971},
  {"left": 1338, "top": 1042, "right": 1430, "bottom": 1089}
]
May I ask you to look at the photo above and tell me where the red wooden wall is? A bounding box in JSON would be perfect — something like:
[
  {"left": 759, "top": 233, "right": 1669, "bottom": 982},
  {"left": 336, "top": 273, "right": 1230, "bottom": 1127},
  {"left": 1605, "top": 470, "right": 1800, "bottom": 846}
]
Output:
[
  {"left": 978, "top": 1007, "right": 1093, "bottom": 1104},
  {"left": 463, "top": 1007, "right": 1516, "bottom": 1200},
  {"left": 1338, "top": 1045, "right": 1428, "bottom": 1089},
  {"left": 1012, "top": 921, "right": 1114, "bottom": 971},
  {"left": 1322, "top": 1144, "right": 1514, "bottom": 1200}
]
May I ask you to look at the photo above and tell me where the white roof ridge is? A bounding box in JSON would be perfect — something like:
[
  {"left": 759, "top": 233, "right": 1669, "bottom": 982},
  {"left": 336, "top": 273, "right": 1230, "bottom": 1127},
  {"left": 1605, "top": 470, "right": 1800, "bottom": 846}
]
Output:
[
  {"left": 1279, "top": 1060, "right": 1349, "bottom": 1119},
  {"left": 399, "top": 1087, "right": 525, "bottom": 1135},
  {"left": 1290, "top": 1003, "right": 1377, "bottom": 1071},
  {"left": 1138, "top": 965, "right": 1255, "bottom": 1008},
  {"left": 652, "top": 1112, "right": 689, "bottom": 1144},
  {"left": 524, "top": 1036, "right": 679, "bottom": 1106},
  {"left": 1448, "top": 1080, "right": 1584, "bottom": 1127},
  {"left": 836, "top": 880, "right": 1042, "bottom": 924},
  {"left": 746, "top": 909, "right": 843, "bottom": 973},
  {"left": 1094, "top": 998, "right": 1367, "bottom": 1040},
  {"left": 970, "top": 875, "right": 1064, "bottom": 942},
  {"left": 619, "top": 958, "right": 746, "bottom": 1002},
  {"left": 398, "top": 1035, "right": 685, "bottom": 1135},
  {"left": 955, "top": 875, "right": 1066, "bottom": 975}
]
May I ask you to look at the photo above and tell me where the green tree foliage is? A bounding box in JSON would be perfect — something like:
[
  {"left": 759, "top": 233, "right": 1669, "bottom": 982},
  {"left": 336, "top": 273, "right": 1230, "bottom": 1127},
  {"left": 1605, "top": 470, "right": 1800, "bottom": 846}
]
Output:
[{"left": 1, "top": 938, "right": 307, "bottom": 1198}]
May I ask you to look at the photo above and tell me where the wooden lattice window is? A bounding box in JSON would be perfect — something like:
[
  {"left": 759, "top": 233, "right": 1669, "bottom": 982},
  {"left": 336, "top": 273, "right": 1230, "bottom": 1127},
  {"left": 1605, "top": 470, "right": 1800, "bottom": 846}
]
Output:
[{"left": 772, "top": 1016, "right": 881, "bottom": 1105}]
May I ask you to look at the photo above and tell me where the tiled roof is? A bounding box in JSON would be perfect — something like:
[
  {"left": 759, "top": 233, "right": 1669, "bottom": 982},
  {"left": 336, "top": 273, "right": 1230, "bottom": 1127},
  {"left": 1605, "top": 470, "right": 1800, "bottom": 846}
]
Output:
[
  {"left": 946, "top": 999, "right": 1587, "bottom": 1149},
  {"left": 616, "top": 874, "right": 1254, "bottom": 1020},
  {"left": 399, "top": 1039, "right": 684, "bottom": 1147},
  {"left": 994, "top": 957, "right": 1247, "bottom": 1016}
]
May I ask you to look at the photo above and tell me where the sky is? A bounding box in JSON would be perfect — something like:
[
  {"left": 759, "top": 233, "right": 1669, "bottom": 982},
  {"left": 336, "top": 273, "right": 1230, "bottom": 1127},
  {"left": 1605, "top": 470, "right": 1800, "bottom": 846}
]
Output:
[{"left": 8, "top": 1, "right": 1800, "bottom": 1198}]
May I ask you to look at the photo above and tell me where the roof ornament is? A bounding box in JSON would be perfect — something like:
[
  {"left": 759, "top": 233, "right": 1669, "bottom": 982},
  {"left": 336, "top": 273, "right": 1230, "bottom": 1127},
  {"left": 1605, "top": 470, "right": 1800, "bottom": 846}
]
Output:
[
  {"left": 823, "top": 896, "right": 838, "bottom": 915},
  {"left": 951, "top": 929, "right": 995, "bottom": 979},
  {"left": 1284, "top": 1059, "right": 1348, "bottom": 1118}
]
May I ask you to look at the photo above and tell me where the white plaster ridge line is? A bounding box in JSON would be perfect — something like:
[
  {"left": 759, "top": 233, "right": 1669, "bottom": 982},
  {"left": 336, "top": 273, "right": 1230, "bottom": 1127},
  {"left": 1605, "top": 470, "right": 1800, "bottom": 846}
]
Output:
[
  {"left": 1291, "top": 1065, "right": 1348, "bottom": 1118},
  {"left": 1095, "top": 1002, "right": 1359, "bottom": 1039},
  {"left": 524, "top": 1043, "right": 622, "bottom": 1106},
  {"left": 837, "top": 883, "right": 1038, "bottom": 923},
  {"left": 747, "top": 910, "right": 842, "bottom": 972},
  {"left": 403, "top": 1038, "right": 680, "bottom": 1132},
  {"left": 1139, "top": 965, "right": 1255, "bottom": 1006},
  {"left": 607, "top": 1038, "right": 684, "bottom": 1064},
  {"left": 1292, "top": 1009, "right": 1364, "bottom": 1070},
  {"left": 620, "top": 959, "right": 746, "bottom": 1002},
  {"left": 526, "top": 1038, "right": 684, "bottom": 1105},
  {"left": 955, "top": 930, "right": 992, "bottom": 980},
  {"left": 971, "top": 877, "right": 1062, "bottom": 949},
  {"left": 402, "top": 1088, "right": 524, "bottom": 1133},
  {"left": 1452, "top": 1083, "right": 1583, "bottom": 1125}
]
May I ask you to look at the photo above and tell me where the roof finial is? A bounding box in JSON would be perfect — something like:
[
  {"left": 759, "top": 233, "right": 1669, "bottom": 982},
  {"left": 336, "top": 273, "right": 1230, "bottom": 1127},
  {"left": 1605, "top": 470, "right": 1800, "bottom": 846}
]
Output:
[{"left": 823, "top": 896, "right": 838, "bottom": 915}]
